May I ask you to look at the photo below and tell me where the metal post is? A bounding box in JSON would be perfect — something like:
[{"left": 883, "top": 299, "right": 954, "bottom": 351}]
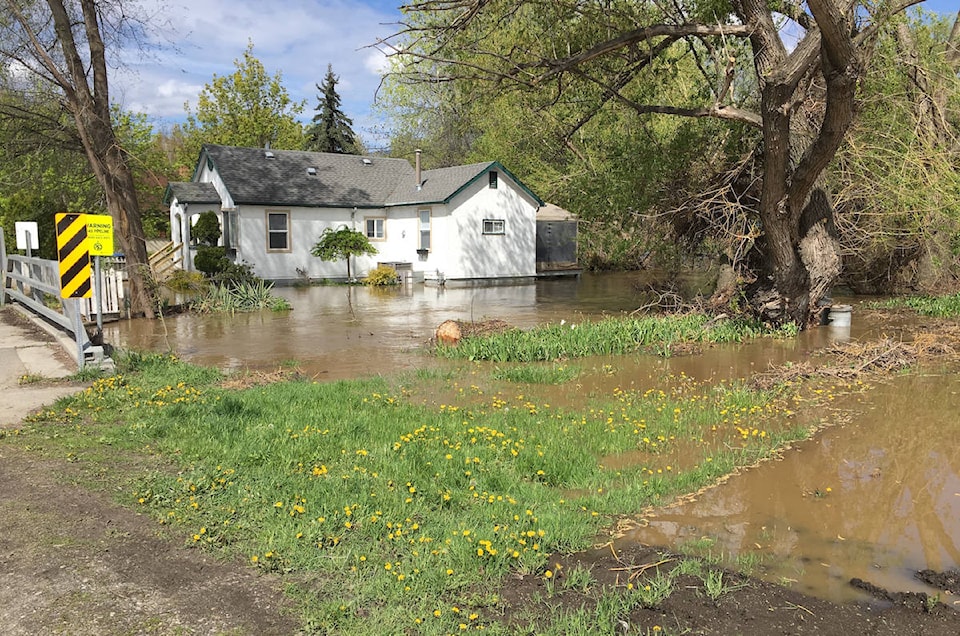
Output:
[
  {"left": 73, "top": 297, "right": 85, "bottom": 370},
  {"left": 0, "top": 227, "right": 6, "bottom": 307},
  {"left": 94, "top": 255, "right": 104, "bottom": 336}
]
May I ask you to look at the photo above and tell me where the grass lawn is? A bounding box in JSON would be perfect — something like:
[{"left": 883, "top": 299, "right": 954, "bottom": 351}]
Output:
[{"left": 6, "top": 317, "right": 830, "bottom": 634}]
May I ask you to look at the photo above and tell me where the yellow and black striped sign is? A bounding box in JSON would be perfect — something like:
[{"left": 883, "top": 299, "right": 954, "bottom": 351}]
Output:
[{"left": 55, "top": 213, "right": 92, "bottom": 299}]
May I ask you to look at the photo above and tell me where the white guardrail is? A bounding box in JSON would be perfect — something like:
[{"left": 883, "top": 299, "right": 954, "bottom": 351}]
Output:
[{"left": 1, "top": 229, "right": 112, "bottom": 370}]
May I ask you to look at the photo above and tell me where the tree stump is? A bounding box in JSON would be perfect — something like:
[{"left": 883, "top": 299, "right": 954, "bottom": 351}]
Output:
[{"left": 435, "top": 320, "right": 462, "bottom": 345}]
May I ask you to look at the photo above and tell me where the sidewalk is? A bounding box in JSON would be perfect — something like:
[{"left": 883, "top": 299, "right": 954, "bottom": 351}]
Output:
[{"left": 0, "top": 305, "right": 86, "bottom": 427}]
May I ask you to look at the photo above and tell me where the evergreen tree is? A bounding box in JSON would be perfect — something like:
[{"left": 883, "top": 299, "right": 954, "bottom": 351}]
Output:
[{"left": 305, "top": 64, "right": 360, "bottom": 154}]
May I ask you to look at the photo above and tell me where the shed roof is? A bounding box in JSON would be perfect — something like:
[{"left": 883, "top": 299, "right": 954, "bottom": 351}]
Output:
[{"left": 536, "top": 203, "right": 578, "bottom": 221}]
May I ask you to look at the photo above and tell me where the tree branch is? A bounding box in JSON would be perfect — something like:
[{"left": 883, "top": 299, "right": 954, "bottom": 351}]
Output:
[{"left": 537, "top": 23, "right": 752, "bottom": 83}]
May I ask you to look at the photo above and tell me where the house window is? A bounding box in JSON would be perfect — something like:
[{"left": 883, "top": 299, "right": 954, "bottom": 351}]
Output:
[
  {"left": 365, "top": 217, "right": 385, "bottom": 240},
  {"left": 418, "top": 209, "right": 431, "bottom": 251},
  {"left": 222, "top": 210, "right": 239, "bottom": 248},
  {"left": 266, "top": 211, "right": 290, "bottom": 251},
  {"left": 489, "top": 171, "right": 498, "bottom": 189},
  {"left": 483, "top": 219, "right": 505, "bottom": 235}
]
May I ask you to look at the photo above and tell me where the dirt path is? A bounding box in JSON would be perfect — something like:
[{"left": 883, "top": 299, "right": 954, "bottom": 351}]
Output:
[{"left": 0, "top": 446, "right": 302, "bottom": 635}]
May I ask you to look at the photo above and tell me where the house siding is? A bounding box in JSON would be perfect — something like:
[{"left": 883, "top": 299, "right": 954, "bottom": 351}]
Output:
[{"left": 443, "top": 173, "right": 537, "bottom": 280}]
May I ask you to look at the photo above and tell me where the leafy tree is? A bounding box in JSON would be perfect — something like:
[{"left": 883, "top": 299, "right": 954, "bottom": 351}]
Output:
[
  {"left": 305, "top": 64, "right": 360, "bottom": 154},
  {"left": 831, "top": 10, "right": 960, "bottom": 293},
  {"left": 2, "top": 0, "right": 158, "bottom": 317},
  {"left": 112, "top": 107, "right": 179, "bottom": 239},
  {"left": 311, "top": 226, "right": 377, "bottom": 280},
  {"left": 184, "top": 40, "right": 305, "bottom": 151},
  {"left": 384, "top": 0, "right": 931, "bottom": 326}
]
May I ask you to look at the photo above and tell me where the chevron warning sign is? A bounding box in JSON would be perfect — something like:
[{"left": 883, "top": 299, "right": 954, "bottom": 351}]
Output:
[{"left": 55, "top": 213, "right": 92, "bottom": 299}]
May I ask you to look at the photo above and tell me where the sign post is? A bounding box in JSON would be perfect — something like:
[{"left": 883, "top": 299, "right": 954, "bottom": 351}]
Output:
[
  {"left": 86, "top": 214, "right": 114, "bottom": 336},
  {"left": 55, "top": 213, "right": 92, "bottom": 369}
]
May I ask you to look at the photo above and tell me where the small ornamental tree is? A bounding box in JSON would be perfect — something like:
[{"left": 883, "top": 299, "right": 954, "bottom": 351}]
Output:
[
  {"left": 311, "top": 226, "right": 377, "bottom": 280},
  {"left": 192, "top": 211, "right": 221, "bottom": 246},
  {"left": 192, "top": 211, "right": 230, "bottom": 278}
]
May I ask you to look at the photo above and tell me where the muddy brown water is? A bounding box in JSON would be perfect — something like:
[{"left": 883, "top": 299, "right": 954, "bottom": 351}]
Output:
[{"left": 102, "top": 272, "right": 958, "bottom": 603}]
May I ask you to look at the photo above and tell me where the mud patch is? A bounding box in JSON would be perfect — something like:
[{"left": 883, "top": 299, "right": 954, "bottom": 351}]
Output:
[
  {"left": 497, "top": 543, "right": 960, "bottom": 635},
  {"left": 917, "top": 569, "right": 960, "bottom": 595},
  {"left": 0, "top": 445, "right": 302, "bottom": 636}
]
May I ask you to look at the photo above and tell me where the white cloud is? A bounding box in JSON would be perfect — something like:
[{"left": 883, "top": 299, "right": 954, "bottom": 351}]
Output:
[{"left": 109, "top": 0, "right": 402, "bottom": 139}]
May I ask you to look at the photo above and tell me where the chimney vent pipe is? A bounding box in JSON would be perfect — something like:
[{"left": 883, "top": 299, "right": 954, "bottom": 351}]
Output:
[{"left": 415, "top": 149, "right": 422, "bottom": 191}]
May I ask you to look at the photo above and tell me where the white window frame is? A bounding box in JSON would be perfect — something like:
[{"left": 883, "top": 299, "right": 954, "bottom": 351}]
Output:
[
  {"left": 418, "top": 208, "right": 431, "bottom": 251},
  {"left": 266, "top": 210, "right": 291, "bottom": 252},
  {"left": 482, "top": 219, "right": 505, "bottom": 235},
  {"left": 365, "top": 217, "right": 386, "bottom": 241}
]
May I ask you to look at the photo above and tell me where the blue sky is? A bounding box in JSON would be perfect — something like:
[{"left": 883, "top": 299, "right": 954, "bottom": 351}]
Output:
[{"left": 111, "top": 1, "right": 957, "bottom": 148}]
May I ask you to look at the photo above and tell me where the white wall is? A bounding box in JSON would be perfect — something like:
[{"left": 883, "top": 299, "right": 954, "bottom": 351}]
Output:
[
  {"left": 443, "top": 173, "right": 537, "bottom": 280},
  {"left": 236, "top": 206, "right": 388, "bottom": 282}
]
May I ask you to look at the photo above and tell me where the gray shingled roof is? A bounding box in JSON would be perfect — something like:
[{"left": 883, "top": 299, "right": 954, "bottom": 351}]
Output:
[
  {"left": 174, "top": 145, "right": 542, "bottom": 209},
  {"left": 201, "top": 144, "right": 416, "bottom": 208},
  {"left": 386, "top": 163, "right": 492, "bottom": 206},
  {"left": 166, "top": 181, "right": 221, "bottom": 204}
]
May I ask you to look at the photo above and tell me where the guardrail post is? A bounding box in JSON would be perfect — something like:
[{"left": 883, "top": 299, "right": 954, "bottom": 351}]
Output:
[{"left": 0, "top": 227, "right": 6, "bottom": 307}]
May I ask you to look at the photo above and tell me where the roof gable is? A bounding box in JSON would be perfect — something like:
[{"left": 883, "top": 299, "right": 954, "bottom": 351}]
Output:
[{"left": 163, "top": 181, "right": 221, "bottom": 205}]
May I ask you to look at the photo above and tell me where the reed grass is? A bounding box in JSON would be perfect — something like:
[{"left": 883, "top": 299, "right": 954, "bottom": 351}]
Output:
[
  {"left": 436, "top": 314, "right": 778, "bottom": 362},
  {"left": 190, "top": 279, "right": 292, "bottom": 313}
]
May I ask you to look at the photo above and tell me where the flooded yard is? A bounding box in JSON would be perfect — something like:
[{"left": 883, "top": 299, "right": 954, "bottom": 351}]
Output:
[{"left": 101, "top": 273, "right": 959, "bottom": 604}]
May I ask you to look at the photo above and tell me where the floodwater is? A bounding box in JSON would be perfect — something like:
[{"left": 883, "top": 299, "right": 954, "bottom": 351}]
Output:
[
  {"left": 623, "top": 373, "right": 960, "bottom": 603},
  {"left": 103, "top": 271, "right": 731, "bottom": 380},
  {"left": 101, "top": 272, "right": 959, "bottom": 603}
]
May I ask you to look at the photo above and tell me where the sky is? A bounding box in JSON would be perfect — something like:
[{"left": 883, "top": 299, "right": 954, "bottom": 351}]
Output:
[
  {"left": 110, "top": 0, "right": 402, "bottom": 148},
  {"left": 109, "top": 0, "right": 958, "bottom": 150}
]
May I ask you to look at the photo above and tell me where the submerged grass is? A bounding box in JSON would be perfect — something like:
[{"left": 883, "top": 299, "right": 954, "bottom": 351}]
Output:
[
  {"left": 8, "top": 344, "right": 824, "bottom": 635},
  {"left": 436, "top": 313, "right": 788, "bottom": 362}
]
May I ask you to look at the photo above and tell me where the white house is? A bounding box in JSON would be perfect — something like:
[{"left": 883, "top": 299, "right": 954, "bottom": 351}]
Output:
[{"left": 165, "top": 144, "right": 547, "bottom": 285}]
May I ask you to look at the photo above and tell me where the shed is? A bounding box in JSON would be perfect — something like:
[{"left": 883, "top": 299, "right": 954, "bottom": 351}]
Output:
[{"left": 536, "top": 203, "right": 579, "bottom": 275}]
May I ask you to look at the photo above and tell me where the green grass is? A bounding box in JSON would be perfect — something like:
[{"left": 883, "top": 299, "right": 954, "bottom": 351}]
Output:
[
  {"left": 491, "top": 363, "right": 581, "bottom": 384},
  {"left": 190, "top": 279, "right": 292, "bottom": 313},
  {"left": 871, "top": 293, "right": 960, "bottom": 318},
  {"left": 436, "top": 314, "right": 788, "bottom": 362},
  {"left": 7, "top": 347, "right": 822, "bottom": 635}
]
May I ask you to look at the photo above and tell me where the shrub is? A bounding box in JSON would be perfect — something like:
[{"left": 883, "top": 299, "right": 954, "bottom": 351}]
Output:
[
  {"left": 165, "top": 270, "right": 209, "bottom": 294},
  {"left": 194, "top": 246, "right": 230, "bottom": 277},
  {"left": 363, "top": 265, "right": 399, "bottom": 286},
  {"left": 211, "top": 261, "right": 259, "bottom": 289},
  {"left": 192, "top": 211, "right": 221, "bottom": 246}
]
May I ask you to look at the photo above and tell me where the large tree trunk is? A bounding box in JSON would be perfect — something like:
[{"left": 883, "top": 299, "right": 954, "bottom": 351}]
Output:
[
  {"left": 734, "top": 0, "right": 856, "bottom": 325},
  {"left": 46, "top": 0, "right": 154, "bottom": 318}
]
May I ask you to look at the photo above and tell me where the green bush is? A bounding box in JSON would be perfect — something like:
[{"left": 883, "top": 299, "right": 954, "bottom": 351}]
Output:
[
  {"left": 193, "top": 246, "right": 230, "bottom": 277},
  {"left": 211, "top": 261, "right": 259, "bottom": 289},
  {"left": 192, "top": 211, "right": 221, "bottom": 246},
  {"left": 363, "top": 265, "right": 399, "bottom": 286}
]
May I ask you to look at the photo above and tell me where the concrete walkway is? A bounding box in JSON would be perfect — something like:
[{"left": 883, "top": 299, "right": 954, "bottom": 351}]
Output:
[{"left": 0, "top": 305, "right": 86, "bottom": 427}]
